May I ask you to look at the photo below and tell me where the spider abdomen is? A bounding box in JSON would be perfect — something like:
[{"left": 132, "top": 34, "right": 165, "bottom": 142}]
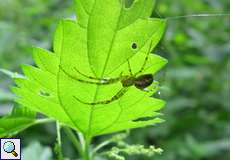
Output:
[{"left": 134, "top": 74, "right": 153, "bottom": 89}]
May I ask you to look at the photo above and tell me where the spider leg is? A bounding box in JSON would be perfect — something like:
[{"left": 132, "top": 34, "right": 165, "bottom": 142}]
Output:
[
  {"left": 60, "top": 66, "right": 114, "bottom": 85},
  {"left": 74, "top": 67, "right": 125, "bottom": 84},
  {"left": 134, "top": 40, "right": 154, "bottom": 75},
  {"left": 127, "top": 60, "right": 133, "bottom": 75},
  {"left": 74, "top": 67, "right": 109, "bottom": 81},
  {"left": 73, "top": 88, "right": 129, "bottom": 105}
]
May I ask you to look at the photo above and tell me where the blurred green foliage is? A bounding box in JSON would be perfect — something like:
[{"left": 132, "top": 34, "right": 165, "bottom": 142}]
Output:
[
  {"left": 0, "top": 0, "right": 230, "bottom": 160},
  {"left": 0, "top": 0, "right": 73, "bottom": 70},
  {"left": 128, "top": 0, "right": 230, "bottom": 160}
]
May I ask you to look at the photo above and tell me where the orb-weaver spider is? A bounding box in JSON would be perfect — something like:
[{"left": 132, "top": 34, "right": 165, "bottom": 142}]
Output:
[{"left": 60, "top": 41, "right": 158, "bottom": 105}]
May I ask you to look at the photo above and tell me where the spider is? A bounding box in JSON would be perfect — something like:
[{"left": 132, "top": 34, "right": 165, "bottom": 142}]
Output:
[{"left": 60, "top": 41, "right": 158, "bottom": 105}]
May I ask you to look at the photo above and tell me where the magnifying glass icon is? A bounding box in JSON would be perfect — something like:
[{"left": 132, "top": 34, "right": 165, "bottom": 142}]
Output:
[{"left": 3, "top": 141, "right": 18, "bottom": 157}]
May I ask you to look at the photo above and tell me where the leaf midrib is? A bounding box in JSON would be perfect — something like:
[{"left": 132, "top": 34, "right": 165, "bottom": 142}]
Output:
[{"left": 86, "top": 2, "right": 124, "bottom": 137}]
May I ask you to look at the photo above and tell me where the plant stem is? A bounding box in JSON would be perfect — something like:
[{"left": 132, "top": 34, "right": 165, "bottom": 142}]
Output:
[
  {"left": 36, "top": 118, "right": 54, "bottom": 124},
  {"left": 63, "top": 127, "right": 83, "bottom": 157},
  {"left": 78, "top": 132, "right": 85, "bottom": 147},
  {"left": 83, "top": 136, "right": 91, "bottom": 160},
  {"left": 56, "top": 122, "right": 63, "bottom": 160},
  {"left": 92, "top": 140, "right": 112, "bottom": 156}
]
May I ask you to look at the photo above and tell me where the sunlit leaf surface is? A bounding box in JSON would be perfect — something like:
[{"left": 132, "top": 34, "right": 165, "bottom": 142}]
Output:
[{"left": 13, "top": 0, "right": 167, "bottom": 138}]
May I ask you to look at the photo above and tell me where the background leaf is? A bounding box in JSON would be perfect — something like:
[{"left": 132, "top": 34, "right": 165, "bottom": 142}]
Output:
[{"left": 0, "top": 106, "right": 36, "bottom": 137}]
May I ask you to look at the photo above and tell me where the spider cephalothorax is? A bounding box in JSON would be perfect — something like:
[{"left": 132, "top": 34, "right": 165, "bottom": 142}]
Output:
[
  {"left": 121, "top": 74, "right": 153, "bottom": 89},
  {"left": 60, "top": 41, "right": 157, "bottom": 105}
]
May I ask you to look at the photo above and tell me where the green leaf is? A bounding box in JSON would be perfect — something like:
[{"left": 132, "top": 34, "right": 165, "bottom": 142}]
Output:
[
  {"left": 0, "top": 105, "right": 53, "bottom": 137},
  {"left": 13, "top": 0, "right": 167, "bottom": 138},
  {"left": 0, "top": 106, "right": 36, "bottom": 137}
]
